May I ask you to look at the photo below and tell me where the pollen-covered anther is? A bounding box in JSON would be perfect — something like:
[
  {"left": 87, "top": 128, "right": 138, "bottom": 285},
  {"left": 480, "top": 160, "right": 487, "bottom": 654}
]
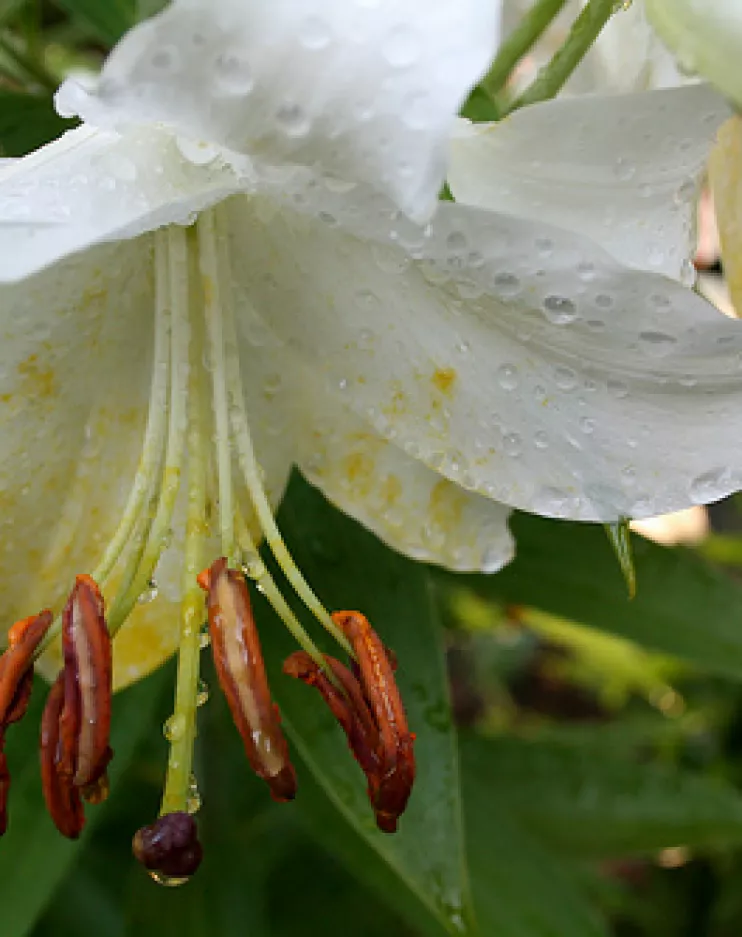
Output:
[
  {"left": 334, "top": 611, "right": 416, "bottom": 834},
  {"left": 285, "top": 611, "right": 416, "bottom": 833},
  {"left": 0, "top": 610, "right": 53, "bottom": 835},
  {"left": 132, "top": 812, "right": 203, "bottom": 881},
  {"left": 198, "top": 558, "right": 297, "bottom": 802},
  {"left": 41, "top": 575, "right": 113, "bottom": 838}
]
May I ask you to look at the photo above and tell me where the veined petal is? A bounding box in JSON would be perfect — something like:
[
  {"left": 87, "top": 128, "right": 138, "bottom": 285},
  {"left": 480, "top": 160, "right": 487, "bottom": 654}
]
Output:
[
  {"left": 226, "top": 188, "right": 742, "bottom": 524},
  {"left": 448, "top": 85, "right": 729, "bottom": 281},
  {"left": 295, "top": 375, "right": 514, "bottom": 573},
  {"left": 55, "top": 0, "right": 501, "bottom": 222},
  {"left": 0, "top": 125, "right": 244, "bottom": 281}
]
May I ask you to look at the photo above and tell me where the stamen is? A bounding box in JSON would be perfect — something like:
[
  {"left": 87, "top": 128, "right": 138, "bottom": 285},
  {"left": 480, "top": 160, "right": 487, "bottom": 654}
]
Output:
[
  {"left": 199, "top": 558, "right": 296, "bottom": 801},
  {"left": 209, "top": 206, "right": 352, "bottom": 657},
  {"left": 132, "top": 813, "right": 203, "bottom": 882},
  {"left": 40, "top": 674, "right": 85, "bottom": 839},
  {"left": 107, "top": 225, "right": 192, "bottom": 634}
]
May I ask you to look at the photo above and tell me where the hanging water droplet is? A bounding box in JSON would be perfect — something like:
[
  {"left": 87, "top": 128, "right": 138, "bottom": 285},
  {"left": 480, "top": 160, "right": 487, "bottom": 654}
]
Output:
[
  {"left": 679, "top": 259, "right": 696, "bottom": 288},
  {"left": 196, "top": 679, "right": 209, "bottom": 707},
  {"left": 163, "top": 713, "right": 186, "bottom": 742},
  {"left": 199, "top": 629, "right": 211, "bottom": 650},
  {"left": 543, "top": 295, "right": 577, "bottom": 325},
  {"left": 275, "top": 102, "right": 311, "bottom": 137},
  {"left": 138, "top": 578, "right": 159, "bottom": 605},
  {"left": 186, "top": 774, "right": 202, "bottom": 814},
  {"left": 149, "top": 870, "right": 190, "bottom": 888},
  {"left": 242, "top": 553, "right": 266, "bottom": 581}
]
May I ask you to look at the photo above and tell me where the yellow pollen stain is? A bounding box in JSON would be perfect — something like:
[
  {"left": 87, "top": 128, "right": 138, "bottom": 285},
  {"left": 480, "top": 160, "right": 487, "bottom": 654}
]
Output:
[
  {"left": 15, "top": 353, "right": 57, "bottom": 401},
  {"left": 432, "top": 367, "right": 457, "bottom": 395},
  {"left": 380, "top": 473, "right": 402, "bottom": 506},
  {"left": 429, "top": 478, "right": 465, "bottom": 530},
  {"left": 344, "top": 451, "right": 375, "bottom": 486}
]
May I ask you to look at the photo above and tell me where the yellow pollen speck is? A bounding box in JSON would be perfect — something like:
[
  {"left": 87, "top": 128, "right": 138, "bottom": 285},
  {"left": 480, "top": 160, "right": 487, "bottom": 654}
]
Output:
[
  {"left": 17, "top": 353, "right": 56, "bottom": 400},
  {"left": 432, "top": 367, "right": 457, "bottom": 395},
  {"left": 345, "top": 451, "right": 375, "bottom": 485},
  {"left": 380, "top": 474, "right": 402, "bottom": 506}
]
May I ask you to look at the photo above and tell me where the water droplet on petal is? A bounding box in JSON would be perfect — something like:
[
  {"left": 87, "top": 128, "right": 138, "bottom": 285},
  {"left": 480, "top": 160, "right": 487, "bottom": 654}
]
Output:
[
  {"left": 689, "top": 468, "right": 732, "bottom": 504},
  {"left": 638, "top": 331, "right": 677, "bottom": 358},
  {"left": 496, "top": 364, "right": 519, "bottom": 391},
  {"left": 543, "top": 295, "right": 577, "bottom": 325}
]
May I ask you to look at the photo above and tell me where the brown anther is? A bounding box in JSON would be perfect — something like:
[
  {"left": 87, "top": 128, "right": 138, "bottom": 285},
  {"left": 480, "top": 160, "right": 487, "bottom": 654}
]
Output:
[
  {"left": 60, "top": 575, "right": 113, "bottom": 791},
  {"left": 333, "top": 611, "right": 416, "bottom": 833},
  {"left": 283, "top": 652, "right": 380, "bottom": 780},
  {"left": 132, "top": 812, "right": 203, "bottom": 879},
  {"left": 0, "top": 611, "right": 52, "bottom": 835},
  {"left": 40, "top": 674, "right": 85, "bottom": 839},
  {"left": 198, "top": 558, "right": 296, "bottom": 802}
]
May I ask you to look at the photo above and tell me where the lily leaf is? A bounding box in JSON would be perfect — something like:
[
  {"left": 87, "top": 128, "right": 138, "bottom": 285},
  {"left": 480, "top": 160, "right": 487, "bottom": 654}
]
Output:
[
  {"left": 0, "top": 666, "right": 169, "bottom": 937},
  {"left": 252, "top": 472, "right": 473, "bottom": 935},
  {"left": 55, "top": 0, "right": 135, "bottom": 44},
  {"left": 461, "top": 732, "right": 742, "bottom": 857},
  {"left": 441, "top": 512, "right": 742, "bottom": 680}
]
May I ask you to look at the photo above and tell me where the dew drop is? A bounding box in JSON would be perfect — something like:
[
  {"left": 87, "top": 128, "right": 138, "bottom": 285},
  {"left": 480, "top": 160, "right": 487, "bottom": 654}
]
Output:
[
  {"left": 242, "top": 553, "right": 266, "bottom": 581},
  {"left": 576, "top": 261, "right": 597, "bottom": 282},
  {"left": 689, "top": 468, "right": 732, "bottom": 504},
  {"left": 275, "top": 102, "right": 311, "bottom": 137},
  {"left": 638, "top": 331, "right": 677, "bottom": 358},
  {"left": 579, "top": 416, "right": 595, "bottom": 434},
  {"left": 554, "top": 366, "right": 578, "bottom": 391},
  {"left": 679, "top": 258, "right": 696, "bottom": 288},
  {"left": 607, "top": 379, "right": 629, "bottom": 399},
  {"left": 214, "top": 52, "right": 254, "bottom": 96},
  {"left": 543, "top": 295, "right": 577, "bottom": 325},
  {"left": 199, "top": 630, "right": 211, "bottom": 650},
  {"left": 138, "top": 578, "right": 159, "bottom": 605},
  {"left": 186, "top": 774, "right": 202, "bottom": 814},
  {"left": 533, "top": 430, "right": 549, "bottom": 449},
  {"left": 149, "top": 871, "right": 190, "bottom": 888},
  {"left": 493, "top": 272, "right": 521, "bottom": 298},
  {"left": 503, "top": 432, "right": 522, "bottom": 457},
  {"left": 196, "top": 679, "right": 209, "bottom": 707},
  {"left": 163, "top": 713, "right": 186, "bottom": 742},
  {"left": 496, "top": 364, "right": 519, "bottom": 391},
  {"left": 445, "top": 230, "right": 468, "bottom": 254}
]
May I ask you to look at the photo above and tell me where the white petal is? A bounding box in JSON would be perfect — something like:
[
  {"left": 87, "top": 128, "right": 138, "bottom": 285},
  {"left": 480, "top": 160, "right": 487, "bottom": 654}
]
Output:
[
  {"left": 0, "top": 239, "right": 157, "bottom": 679},
  {"left": 448, "top": 85, "right": 730, "bottom": 281},
  {"left": 225, "top": 189, "right": 742, "bottom": 523},
  {"left": 647, "top": 0, "right": 742, "bottom": 108},
  {"left": 0, "top": 124, "right": 244, "bottom": 281},
  {"left": 293, "top": 374, "right": 513, "bottom": 573},
  {"left": 56, "top": 0, "right": 501, "bottom": 222}
]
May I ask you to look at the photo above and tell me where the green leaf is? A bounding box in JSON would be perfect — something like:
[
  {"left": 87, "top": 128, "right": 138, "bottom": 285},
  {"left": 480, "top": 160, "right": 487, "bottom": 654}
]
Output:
[
  {"left": 442, "top": 512, "right": 742, "bottom": 680},
  {"left": 253, "top": 473, "right": 473, "bottom": 935},
  {"left": 465, "top": 799, "right": 609, "bottom": 937},
  {"left": 0, "top": 667, "right": 169, "bottom": 937},
  {"left": 55, "top": 0, "right": 135, "bottom": 44},
  {"left": 0, "top": 91, "right": 74, "bottom": 156},
  {"left": 461, "top": 732, "right": 742, "bottom": 857}
]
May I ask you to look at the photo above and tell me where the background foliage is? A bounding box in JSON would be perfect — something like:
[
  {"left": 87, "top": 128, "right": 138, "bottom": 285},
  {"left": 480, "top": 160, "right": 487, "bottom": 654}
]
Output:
[{"left": 4, "top": 3, "right": 742, "bottom": 936}]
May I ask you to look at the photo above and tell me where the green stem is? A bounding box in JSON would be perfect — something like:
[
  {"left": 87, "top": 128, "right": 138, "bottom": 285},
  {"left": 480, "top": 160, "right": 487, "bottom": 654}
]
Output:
[
  {"left": 0, "top": 32, "right": 57, "bottom": 92},
  {"left": 482, "top": 0, "right": 570, "bottom": 97},
  {"left": 507, "top": 0, "right": 615, "bottom": 113}
]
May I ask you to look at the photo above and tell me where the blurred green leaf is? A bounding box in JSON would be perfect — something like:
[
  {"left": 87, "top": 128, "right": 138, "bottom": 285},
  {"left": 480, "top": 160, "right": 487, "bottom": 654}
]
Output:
[
  {"left": 55, "top": 0, "right": 135, "bottom": 44},
  {"left": 443, "top": 513, "right": 742, "bottom": 680},
  {"left": 0, "top": 667, "right": 169, "bottom": 937},
  {"left": 253, "top": 473, "right": 473, "bottom": 935},
  {"left": 466, "top": 800, "right": 609, "bottom": 937},
  {"left": 462, "top": 732, "right": 742, "bottom": 857},
  {"left": 0, "top": 90, "right": 73, "bottom": 155}
]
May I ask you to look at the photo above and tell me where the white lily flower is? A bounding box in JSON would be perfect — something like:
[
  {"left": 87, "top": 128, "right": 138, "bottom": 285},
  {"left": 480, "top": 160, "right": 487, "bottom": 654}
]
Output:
[{"left": 0, "top": 0, "right": 739, "bottom": 702}]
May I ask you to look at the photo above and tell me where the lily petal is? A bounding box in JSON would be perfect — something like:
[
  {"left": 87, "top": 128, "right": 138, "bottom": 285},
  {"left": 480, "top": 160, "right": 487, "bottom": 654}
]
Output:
[
  {"left": 0, "top": 125, "right": 244, "bottom": 281},
  {"left": 226, "top": 188, "right": 742, "bottom": 523},
  {"left": 55, "top": 0, "right": 501, "bottom": 222},
  {"left": 448, "top": 85, "right": 729, "bottom": 281},
  {"left": 295, "top": 376, "right": 514, "bottom": 573}
]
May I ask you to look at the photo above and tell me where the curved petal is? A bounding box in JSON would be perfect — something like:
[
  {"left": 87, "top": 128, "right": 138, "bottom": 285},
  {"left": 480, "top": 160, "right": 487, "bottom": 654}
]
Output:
[
  {"left": 225, "top": 188, "right": 742, "bottom": 523},
  {"left": 709, "top": 116, "right": 742, "bottom": 315},
  {"left": 0, "top": 124, "right": 245, "bottom": 282},
  {"left": 293, "top": 373, "right": 513, "bottom": 572},
  {"left": 448, "top": 85, "right": 730, "bottom": 281},
  {"left": 56, "top": 0, "right": 501, "bottom": 222},
  {"left": 0, "top": 238, "right": 158, "bottom": 684},
  {"left": 647, "top": 0, "right": 742, "bottom": 108}
]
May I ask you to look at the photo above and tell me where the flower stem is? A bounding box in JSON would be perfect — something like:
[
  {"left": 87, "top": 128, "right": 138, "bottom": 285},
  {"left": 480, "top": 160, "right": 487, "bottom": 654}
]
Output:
[
  {"left": 482, "top": 0, "right": 570, "bottom": 97},
  {"left": 507, "top": 0, "right": 616, "bottom": 113}
]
